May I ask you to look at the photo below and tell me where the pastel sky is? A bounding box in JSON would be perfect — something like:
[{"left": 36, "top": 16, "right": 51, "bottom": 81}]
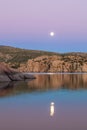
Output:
[{"left": 0, "top": 0, "right": 87, "bottom": 52}]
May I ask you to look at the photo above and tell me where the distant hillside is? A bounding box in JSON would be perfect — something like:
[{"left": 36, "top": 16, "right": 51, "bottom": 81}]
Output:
[
  {"left": 0, "top": 45, "right": 59, "bottom": 68},
  {"left": 0, "top": 45, "right": 87, "bottom": 71}
]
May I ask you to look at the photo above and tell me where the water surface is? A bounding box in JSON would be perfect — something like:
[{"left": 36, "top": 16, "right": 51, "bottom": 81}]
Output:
[{"left": 0, "top": 74, "right": 87, "bottom": 130}]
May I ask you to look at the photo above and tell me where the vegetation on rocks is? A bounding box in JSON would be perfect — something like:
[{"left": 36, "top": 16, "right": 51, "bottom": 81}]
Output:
[
  {"left": 0, "top": 45, "right": 87, "bottom": 72},
  {"left": 0, "top": 45, "right": 59, "bottom": 68}
]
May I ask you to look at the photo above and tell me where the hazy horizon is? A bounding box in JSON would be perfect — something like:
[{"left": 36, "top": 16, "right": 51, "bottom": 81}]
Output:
[
  {"left": 1, "top": 44, "right": 87, "bottom": 54},
  {"left": 0, "top": 0, "right": 87, "bottom": 52}
]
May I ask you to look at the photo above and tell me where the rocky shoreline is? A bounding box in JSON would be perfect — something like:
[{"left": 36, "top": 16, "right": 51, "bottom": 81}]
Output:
[
  {"left": 19, "top": 55, "right": 87, "bottom": 73},
  {"left": 0, "top": 63, "right": 35, "bottom": 82}
]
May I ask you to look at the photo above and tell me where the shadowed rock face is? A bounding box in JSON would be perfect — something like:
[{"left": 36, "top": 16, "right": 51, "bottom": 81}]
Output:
[
  {"left": 0, "top": 63, "right": 35, "bottom": 82},
  {"left": 0, "top": 62, "right": 16, "bottom": 74}
]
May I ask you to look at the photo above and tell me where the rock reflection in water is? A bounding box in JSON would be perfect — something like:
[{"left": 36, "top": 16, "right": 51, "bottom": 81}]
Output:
[
  {"left": 28, "top": 74, "right": 87, "bottom": 90},
  {"left": 0, "top": 74, "right": 87, "bottom": 97},
  {"left": 0, "top": 81, "right": 29, "bottom": 97}
]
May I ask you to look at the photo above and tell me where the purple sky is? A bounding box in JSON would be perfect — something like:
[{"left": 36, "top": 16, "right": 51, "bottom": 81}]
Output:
[{"left": 0, "top": 0, "right": 87, "bottom": 52}]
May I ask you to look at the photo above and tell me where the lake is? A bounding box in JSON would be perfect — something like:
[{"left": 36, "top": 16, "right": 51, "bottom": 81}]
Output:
[{"left": 0, "top": 73, "right": 87, "bottom": 130}]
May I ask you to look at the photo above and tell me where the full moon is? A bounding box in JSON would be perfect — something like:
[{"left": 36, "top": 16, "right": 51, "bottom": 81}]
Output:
[{"left": 50, "top": 32, "right": 55, "bottom": 37}]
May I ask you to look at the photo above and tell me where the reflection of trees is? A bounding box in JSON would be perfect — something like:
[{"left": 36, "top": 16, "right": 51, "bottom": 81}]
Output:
[{"left": 0, "top": 74, "right": 87, "bottom": 97}]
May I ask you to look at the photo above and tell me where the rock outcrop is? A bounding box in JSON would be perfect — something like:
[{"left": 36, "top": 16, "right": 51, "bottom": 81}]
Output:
[
  {"left": 0, "top": 62, "right": 35, "bottom": 82},
  {"left": 19, "top": 55, "right": 87, "bottom": 72}
]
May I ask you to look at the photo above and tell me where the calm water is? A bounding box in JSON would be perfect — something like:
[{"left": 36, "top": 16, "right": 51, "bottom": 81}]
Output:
[{"left": 0, "top": 74, "right": 87, "bottom": 130}]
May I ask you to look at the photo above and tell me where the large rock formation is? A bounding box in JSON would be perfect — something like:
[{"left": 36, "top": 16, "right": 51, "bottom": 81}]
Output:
[
  {"left": 0, "top": 62, "right": 35, "bottom": 82},
  {"left": 19, "top": 55, "right": 87, "bottom": 72}
]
